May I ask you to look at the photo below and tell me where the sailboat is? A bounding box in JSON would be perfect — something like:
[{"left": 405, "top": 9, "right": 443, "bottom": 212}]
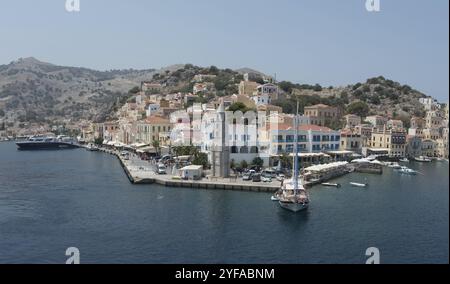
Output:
[{"left": 278, "top": 103, "right": 310, "bottom": 212}]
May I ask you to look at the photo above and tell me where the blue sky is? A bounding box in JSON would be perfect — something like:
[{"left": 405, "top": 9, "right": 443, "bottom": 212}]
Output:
[{"left": 0, "top": 0, "right": 448, "bottom": 101}]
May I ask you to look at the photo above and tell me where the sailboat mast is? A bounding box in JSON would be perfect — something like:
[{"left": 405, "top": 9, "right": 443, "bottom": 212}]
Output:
[{"left": 293, "top": 101, "right": 299, "bottom": 194}]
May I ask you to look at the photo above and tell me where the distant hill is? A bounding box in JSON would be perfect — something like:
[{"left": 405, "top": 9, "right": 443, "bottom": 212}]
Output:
[{"left": 0, "top": 57, "right": 156, "bottom": 124}]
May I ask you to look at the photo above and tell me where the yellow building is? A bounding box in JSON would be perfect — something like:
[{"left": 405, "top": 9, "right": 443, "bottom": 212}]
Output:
[
  {"left": 340, "top": 130, "right": 362, "bottom": 153},
  {"left": 136, "top": 116, "right": 173, "bottom": 145},
  {"left": 371, "top": 128, "right": 407, "bottom": 157},
  {"left": 304, "top": 104, "right": 341, "bottom": 127}
]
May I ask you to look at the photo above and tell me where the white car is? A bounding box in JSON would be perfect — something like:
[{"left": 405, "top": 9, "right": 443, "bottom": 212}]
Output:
[
  {"left": 157, "top": 164, "right": 166, "bottom": 175},
  {"left": 276, "top": 174, "right": 285, "bottom": 181},
  {"left": 262, "top": 176, "right": 272, "bottom": 183}
]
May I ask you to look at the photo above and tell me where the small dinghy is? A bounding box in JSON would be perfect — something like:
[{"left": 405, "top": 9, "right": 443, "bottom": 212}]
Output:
[
  {"left": 350, "top": 182, "right": 368, "bottom": 188},
  {"left": 271, "top": 195, "right": 280, "bottom": 201}
]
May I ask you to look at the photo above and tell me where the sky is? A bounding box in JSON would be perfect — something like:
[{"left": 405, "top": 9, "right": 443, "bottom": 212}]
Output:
[{"left": 0, "top": 0, "right": 448, "bottom": 101}]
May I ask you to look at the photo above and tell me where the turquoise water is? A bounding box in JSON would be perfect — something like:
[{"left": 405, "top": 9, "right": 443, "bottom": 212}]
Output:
[{"left": 0, "top": 142, "right": 448, "bottom": 263}]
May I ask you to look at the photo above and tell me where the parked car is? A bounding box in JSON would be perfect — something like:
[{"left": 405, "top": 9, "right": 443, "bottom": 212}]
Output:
[
  {"left": 159, "top": 155, "right": 172, "bottom": 162},
  {"left": 276, "top": 174, "right": 285, "bottom": 181},
  {"left": 262, "top": 169, "right": 277, "bottom": 178},
  {"left": 252, "top": 174, "right": 262, "bottom": 182},
  {"left": 157, "top": 164, "right": 167, "bottom": 175},
  {"left": 242, "top": 173, "right": 253, "bottom": 181},
  {"left": 262, "top": 175, "right": 272, "bottom": 183}
]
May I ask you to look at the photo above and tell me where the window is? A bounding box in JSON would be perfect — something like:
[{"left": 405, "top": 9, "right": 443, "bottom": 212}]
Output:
[{"left": 286, "top": 145, "right": 294, "bottom": 153}]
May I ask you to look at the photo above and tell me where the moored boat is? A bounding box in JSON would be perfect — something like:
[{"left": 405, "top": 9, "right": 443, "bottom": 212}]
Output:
[
  {"left": 322, "top": 182, "right": 341, "bottom": 188},
  {"left": 86, "top": 143, "right": 99, "bottom": 151},
  {"left": 271, "top": 194, "right": 280, "bottom": 201},
  {"left": 388, "top": 162, "right": 402, "bottom": 169},
  {"left": 16, "top": 135, "right": 80, "bottom": 150},
  {"left": 278, "top": 105, "right": 310, "bottom": 212},
  {"left": 350, "top": 182, "right": 368, "bottom": 188},
  {"left": 414, "top": 156, "right": 432, "bottom": 162}
]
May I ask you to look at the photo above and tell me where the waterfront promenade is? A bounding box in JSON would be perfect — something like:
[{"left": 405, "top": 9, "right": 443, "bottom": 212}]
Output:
[{"left": 112, "top": 150, "right": 281, "bottom": 193}]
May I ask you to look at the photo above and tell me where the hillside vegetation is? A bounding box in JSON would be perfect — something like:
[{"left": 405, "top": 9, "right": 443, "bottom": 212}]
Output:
[{"left": 0, "top": 58, "right": 429, "bottom": 130}]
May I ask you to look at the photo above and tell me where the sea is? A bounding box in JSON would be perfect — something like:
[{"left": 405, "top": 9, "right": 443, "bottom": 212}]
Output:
[{"left": 0, "top": 141, "right": 448, "bottom": 264}]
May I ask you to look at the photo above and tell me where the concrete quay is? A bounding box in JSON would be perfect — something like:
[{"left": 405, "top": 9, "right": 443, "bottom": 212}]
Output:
[{"left": 115, "top": 152, "right": 280, "bottom": 193}]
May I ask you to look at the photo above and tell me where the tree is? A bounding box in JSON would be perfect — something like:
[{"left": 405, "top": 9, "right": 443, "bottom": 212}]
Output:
[
  {"left": 230, "top": 159, "right": 236, "bottom": 170},
  {"left": 313, "top": 84, "right": 323, "bottom": 92},
  {"left": 192, "top": 152, "right": 209, "bottom": 169},
  {"left": 273, "top": 99, "right": 295, "bottom": 114},
  {"left": 346, "top": 101, "right": 370, "bottom": 117},
  {"left": 278, "top": 81, "right": 295, "bottom": 93},
  {"left": 94, "top": 137, "right": 103, "bottom": 145},
  {"left": 128, "top": 86, "right": 140, "bottom": 94},
  {"left": 228, "top": 102, "right": 250, "bottom": 113},
  {"left": 369, "top": 95, "right": 381, "bottom": 105},
  {"left": 279, "top": 153, "right": 292, "bottom": 170},
  {"left": 252, "top": 157, "right": 264, "bottom": 168},
  {"left": 152, "top": 140, "right": 160, "bottom": 156},
  {"left": 209, "top": 66, "right": 219, "bottom": 75},
  {"left": 240, "top": 160, "right": 248, "bottom": 170}
]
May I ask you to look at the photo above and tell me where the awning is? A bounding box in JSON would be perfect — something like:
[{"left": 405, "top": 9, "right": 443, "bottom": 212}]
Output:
[
  {"left": 137, "top": 146, "right": 157, "bottom": 153},
  {"left": 135, "top": 143, "right": 149, "bottom": 148},
  {"left": 113, "top": 142, "right": 126, "bottom": 147}
]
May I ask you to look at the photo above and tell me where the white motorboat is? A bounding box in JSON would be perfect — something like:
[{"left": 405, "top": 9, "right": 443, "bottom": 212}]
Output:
[
  {"left": 388, "top": 162, "right": 402, "bottom": 169},
  {"left": 398, "top": 166, "right": 417, "bottom": 175},
  {"left": 350, "top": 182, "right": 368, "bottom": 188},
  {"left": 271, "top": 195, "right": 280, "bottom": 201},
  {"left": 399, "top": 158, "right": 409, "bottom": 163},
  {"left": 86, "top": 143, "right": 99, "bottom": 151},
  {"left": 322, "top": 182, "right": 341, "bottom": 188},
  {"left": 414, "top": 156, "right": 432, "bottom": 162}
]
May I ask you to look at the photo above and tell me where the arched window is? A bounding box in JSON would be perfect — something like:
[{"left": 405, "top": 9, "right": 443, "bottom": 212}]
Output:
[
  {"left": 250, "top": 146, "right": 259, "bottom": 154},
  {"left": 240, "top": 146, "right": 249, "bottom": 154}
]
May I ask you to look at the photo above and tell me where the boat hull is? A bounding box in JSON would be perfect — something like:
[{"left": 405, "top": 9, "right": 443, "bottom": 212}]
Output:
[
  {"left": 279, "top": 201, "right": 308, "bottom": 212},
  {"left": 16, "top": 142, "right": 79, "bottom": 150}
]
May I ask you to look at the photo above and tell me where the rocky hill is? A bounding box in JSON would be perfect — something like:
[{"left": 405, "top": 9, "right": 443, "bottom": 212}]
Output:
[
  {"left": 0, "top": 58, "right": 431, "bottom": 131},
  {"left": 0, "top": 57, "right": 156, "bottom": 125},
  {"left": 274, "top": 76, "right": 428, "bottom": 128}
]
